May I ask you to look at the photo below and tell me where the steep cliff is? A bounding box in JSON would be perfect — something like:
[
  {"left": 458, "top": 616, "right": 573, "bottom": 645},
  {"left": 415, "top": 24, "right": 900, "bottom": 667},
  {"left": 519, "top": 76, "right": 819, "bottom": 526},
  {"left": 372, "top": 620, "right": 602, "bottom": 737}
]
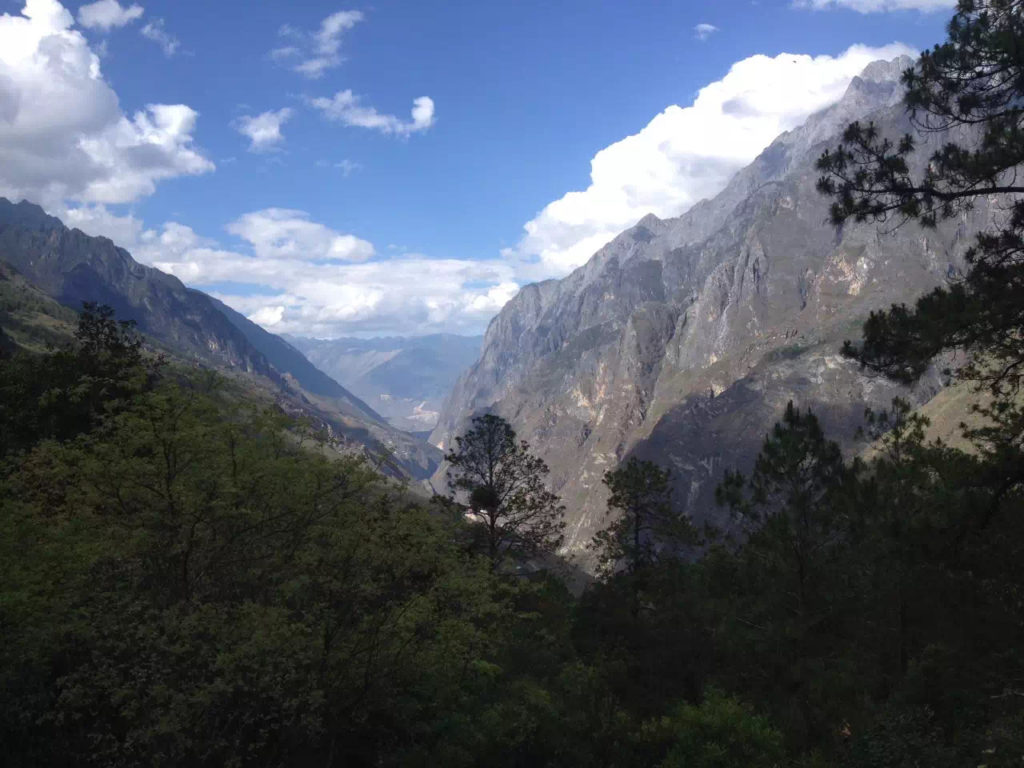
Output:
[{"left": 432, "top": 58, "right": 989, "bottom": 555}]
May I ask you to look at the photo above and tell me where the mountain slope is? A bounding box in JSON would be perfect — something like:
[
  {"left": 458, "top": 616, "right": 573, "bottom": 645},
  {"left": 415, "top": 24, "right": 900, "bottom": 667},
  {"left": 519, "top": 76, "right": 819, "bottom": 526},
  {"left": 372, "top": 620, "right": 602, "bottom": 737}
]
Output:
[
  {"left": 432, "top": 57, "right": 984, "bottom": 556},
  {"left": 0, "top": 200, "right": 276, "bottom": 375},
  {"left": 287, "top": 334, "right": 482, "bottom": 432},
  {"left": 0, "top": 199, "right": 440, "bottom": 480},
  {"left": 0, "top": 259, "right": 78, "bottom": 352}
]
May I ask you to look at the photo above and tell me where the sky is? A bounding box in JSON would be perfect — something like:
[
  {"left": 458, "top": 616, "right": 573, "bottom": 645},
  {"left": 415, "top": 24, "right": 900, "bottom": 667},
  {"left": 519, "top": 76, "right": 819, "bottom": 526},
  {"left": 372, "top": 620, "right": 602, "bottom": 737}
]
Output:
[{"left": 0, "top": 0, "right": 955, "bottom": 337}]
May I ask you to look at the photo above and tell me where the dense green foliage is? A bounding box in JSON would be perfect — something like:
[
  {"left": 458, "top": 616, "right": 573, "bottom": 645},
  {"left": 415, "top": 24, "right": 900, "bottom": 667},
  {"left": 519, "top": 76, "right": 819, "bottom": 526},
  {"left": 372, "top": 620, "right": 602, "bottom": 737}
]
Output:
[{"left": 3, "top": 306, "right": 1021, "bottom": 766}]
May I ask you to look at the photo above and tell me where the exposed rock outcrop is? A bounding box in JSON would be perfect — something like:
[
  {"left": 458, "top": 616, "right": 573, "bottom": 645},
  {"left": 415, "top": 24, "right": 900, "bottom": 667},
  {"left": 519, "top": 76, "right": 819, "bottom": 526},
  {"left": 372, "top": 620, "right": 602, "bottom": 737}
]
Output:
[{"left": 432, "top": 57, "right": 988, "bottom": 559}]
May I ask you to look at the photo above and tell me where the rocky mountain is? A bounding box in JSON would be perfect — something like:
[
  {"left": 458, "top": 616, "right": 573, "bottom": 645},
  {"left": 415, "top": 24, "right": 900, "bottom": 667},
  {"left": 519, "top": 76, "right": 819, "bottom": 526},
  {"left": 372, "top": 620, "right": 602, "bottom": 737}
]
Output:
[
  {"left": 0, "top": 199, "right": 441, "bottom": 481},
  {"left": 431, "top": 57, "right": 992, "bottom": 558},
  {"left": 287, "top": 334, "right": 482, "bottom": 432}
]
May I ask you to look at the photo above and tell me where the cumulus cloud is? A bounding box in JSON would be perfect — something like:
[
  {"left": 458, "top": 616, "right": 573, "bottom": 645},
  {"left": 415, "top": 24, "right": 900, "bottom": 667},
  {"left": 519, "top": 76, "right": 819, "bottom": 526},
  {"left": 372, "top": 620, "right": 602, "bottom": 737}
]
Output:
[
  {"left": 62, "top": 204, "right": 519, "bottom": 336},
  {"left": 235, "top": 108, "right": 293, "bottom": 152},
  {"left": 153, "top": 217, "right": 513, "bottom": 336},
  {"left": 61, "top": 202, "right": 144, "bottom": 243},
  {"left": 310, "top": 91, "right": 435, "bottom": 136},
  {"left": 795, "top": 0, "right": 955, "bottom": 11},
  {"left": 273, "top": 10, "right": 363, "bottom": 78},
  {"left": 77, "top": 0, "right": 142, "bottom": 30},
  {"left": 140, "top": 18, "right": 178, "bottom": 55},
  {"left": 507, "top": 42, "right": 915, "bottom": 279},
  {"left": 694, "top": 23, "right": 718, "bottom": 41},
  {"left": 226, "top": 208, "right": 375, "bottom": 262},
  {"left": 0, "top": 0, "right": 212, "bottom": 207}
]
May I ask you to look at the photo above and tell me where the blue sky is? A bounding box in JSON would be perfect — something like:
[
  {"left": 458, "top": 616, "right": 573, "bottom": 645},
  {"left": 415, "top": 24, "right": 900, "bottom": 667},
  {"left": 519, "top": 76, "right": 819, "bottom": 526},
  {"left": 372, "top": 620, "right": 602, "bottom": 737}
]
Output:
[{"left": 0, "top": 0, "right": 953, "bottom": 336}]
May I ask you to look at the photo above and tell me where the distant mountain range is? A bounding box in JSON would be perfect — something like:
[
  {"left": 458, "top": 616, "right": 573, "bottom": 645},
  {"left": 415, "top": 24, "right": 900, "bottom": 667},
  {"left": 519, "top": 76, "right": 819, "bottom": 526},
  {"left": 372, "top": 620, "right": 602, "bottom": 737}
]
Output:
[
  {"left": 432, "top": 56, "right": 982, "bottom": 558},
  {"left": 0, "top": 198, "right": 441, "bottom": 482},
  {"left": 286, "top": 334, "right": 482, "bottom": 432}
]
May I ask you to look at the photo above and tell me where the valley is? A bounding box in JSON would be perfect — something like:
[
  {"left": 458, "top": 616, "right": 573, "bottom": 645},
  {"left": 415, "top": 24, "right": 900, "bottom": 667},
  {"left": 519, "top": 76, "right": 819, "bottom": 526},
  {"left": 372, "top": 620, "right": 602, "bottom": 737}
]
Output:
[{"left": 3, "top": 1, "right": 1023, "bottom": 762}]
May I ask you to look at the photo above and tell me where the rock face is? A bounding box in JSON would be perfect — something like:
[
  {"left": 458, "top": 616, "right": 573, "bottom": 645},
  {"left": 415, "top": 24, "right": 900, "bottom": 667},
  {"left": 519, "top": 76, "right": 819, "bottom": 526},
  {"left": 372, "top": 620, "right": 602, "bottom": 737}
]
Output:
[
  {"left": 432, "top": 57, "right": 992, "bottom": 558},
  {"left": 0, "top": 199, "right": 440, "bottom": 480},
  {"left": 287, "top": 334, "right": 483, "bottom": 432}
]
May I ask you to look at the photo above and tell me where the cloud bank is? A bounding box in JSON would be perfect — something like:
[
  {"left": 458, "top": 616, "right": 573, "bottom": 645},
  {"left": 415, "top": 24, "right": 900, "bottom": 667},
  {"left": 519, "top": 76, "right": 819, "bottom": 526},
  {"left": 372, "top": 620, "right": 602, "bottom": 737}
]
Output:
[{"left": 147, "top": 215, "right": 516, "bottom": 337}]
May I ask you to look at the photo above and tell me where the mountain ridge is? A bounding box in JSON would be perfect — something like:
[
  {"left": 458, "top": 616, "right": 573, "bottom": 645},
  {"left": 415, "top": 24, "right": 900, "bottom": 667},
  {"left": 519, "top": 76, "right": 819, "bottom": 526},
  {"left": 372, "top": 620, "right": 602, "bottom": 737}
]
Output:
[{"left": 431, "top": 56, "right": 978, "bottom": 558}]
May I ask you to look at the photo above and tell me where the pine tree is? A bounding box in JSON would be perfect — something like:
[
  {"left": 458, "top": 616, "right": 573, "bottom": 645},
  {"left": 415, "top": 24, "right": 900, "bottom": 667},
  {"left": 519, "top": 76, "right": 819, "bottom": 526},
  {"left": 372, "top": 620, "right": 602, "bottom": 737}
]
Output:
[
  {"left": 445, "top": 414, "right": 565, "bottom": 565},
  {"left": 591, "top": 458, "right": 697, "bottom": 616},
  {"left": 816, "top": 0, "right": 1024, "bottom": 391}
]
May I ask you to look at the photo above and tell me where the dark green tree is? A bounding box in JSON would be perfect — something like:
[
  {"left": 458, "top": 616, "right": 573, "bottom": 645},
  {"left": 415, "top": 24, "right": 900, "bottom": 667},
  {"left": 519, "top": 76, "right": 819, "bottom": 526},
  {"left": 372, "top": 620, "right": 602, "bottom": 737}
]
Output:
[
  {"left": 640, "top": 689, "right": 787, "bottom": 768},
  {"left": 445, "top": 413, "right": 565, "bottom": 565},
  {"left": 715, "top": 402, "right": 861, "bottom": 745},
  {"left": 0, "top": 302, "right": 155, "bottom": 458},
  {"left": 591, "top": 458, "right": 696, "bottom": 618},
  {"left": 717, "top": 402, "right": 853, "bottom": 619},
  {"left": 816, "top": 0, "right": 1024, "bottom": 391}
]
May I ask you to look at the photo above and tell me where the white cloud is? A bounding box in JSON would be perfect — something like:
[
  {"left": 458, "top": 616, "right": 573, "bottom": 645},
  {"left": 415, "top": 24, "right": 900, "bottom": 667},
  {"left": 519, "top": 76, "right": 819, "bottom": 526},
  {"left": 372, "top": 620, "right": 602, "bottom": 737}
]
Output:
[
  {"left": 795, "top": 0, "right": 955, "bottom": 11},
  {"left": 226, "top": 208, "right": 375, "bottom": 262},
  {"left": 235, "top": 108, "right": 293, "bottom": 152},
  {"left": 156, "top": 217, "right": 515, "bottom": 336},
  {"left": 77, "top": 0, "right": 142, "bottom": 30},
  {"left": 140, "top": 18, "right": 178, "bottom": 55},
  {"left": 273, "top": 10, "right": 363, "bottom": 79},
  {"left": 249, "top": 304, "right": 285, "bottom": 327},
  {"left": 61, "top": 202, "right": 144, "bottom": 243},
  {"left": 62, "top": 205, "right": 519, "bottom": 336},
  {"left": 213, "top": 256, "right": 518, "bottom": 337},
  {"left": 311, "top": 91, "right": 435, "bottom": 136},
  {"left": 694, "top": 23, "right": 718, "bottom": 41},
  {"left": 507, "top": 42, "right": 915, "bottom": 280},
  {"left": 0, "top": 0, "right": 212, "bottom": 207}
]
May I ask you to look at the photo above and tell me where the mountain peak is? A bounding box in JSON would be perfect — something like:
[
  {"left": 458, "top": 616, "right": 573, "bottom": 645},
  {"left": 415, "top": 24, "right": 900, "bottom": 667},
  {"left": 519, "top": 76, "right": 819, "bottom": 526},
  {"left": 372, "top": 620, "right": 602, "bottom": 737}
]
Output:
[
  {"left": 0, "top": 197, "right": 63, "bottom": 233},
  {"left": 858, "top": 54, "right": 914, "bottom": 85}
]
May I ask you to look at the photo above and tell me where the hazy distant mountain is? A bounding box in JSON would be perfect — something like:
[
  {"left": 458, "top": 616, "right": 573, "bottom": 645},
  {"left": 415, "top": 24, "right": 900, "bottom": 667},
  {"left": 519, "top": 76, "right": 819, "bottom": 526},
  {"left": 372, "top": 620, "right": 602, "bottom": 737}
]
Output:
[
  {"left": 287, "top": 334, "right": 482, "bottom": 432},
  {"left": 0, "top": 199, "right": 441, "bottom": 480},
  {"left": 432, "top": 57, "right": 982, "bottom": 558}
]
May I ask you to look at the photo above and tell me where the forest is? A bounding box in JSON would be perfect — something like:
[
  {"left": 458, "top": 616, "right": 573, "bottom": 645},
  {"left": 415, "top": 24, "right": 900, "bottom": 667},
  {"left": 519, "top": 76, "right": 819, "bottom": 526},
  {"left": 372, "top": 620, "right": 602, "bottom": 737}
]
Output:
[{"left": 2, "top": 287, "right": 1022, "bottom": 768}]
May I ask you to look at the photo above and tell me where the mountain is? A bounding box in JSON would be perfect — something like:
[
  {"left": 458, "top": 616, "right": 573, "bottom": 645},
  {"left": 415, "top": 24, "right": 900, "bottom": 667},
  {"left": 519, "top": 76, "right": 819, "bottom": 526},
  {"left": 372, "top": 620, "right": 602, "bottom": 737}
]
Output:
[
  {"left": 0, "top": 199, "right": 441, "bottom": 480},
  {"left": 287, "top": 334, "right": 483, "bottom": 432},
  {"left": 431, "top": 57, "right": 986, "bottom": 557}
]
